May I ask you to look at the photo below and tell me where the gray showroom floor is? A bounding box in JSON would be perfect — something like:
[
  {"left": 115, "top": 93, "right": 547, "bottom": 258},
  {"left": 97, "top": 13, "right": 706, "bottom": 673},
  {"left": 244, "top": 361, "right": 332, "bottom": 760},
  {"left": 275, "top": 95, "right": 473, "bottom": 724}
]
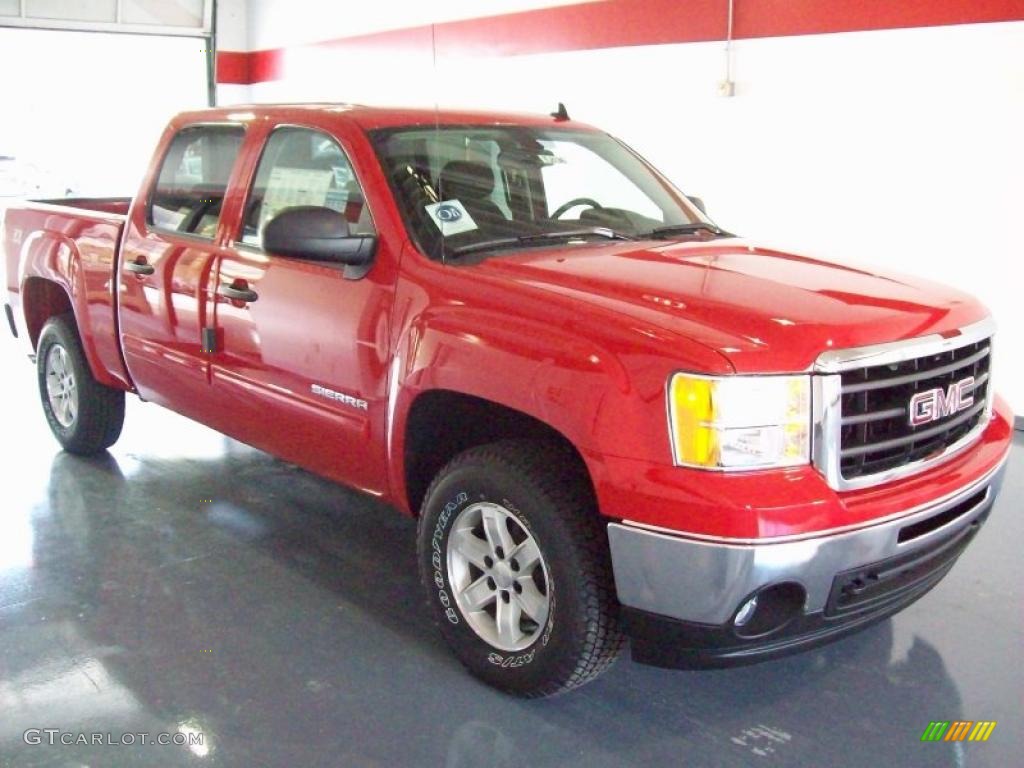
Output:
[{"left": 0, "top": 335, "right": 1021, "bottom": 768}]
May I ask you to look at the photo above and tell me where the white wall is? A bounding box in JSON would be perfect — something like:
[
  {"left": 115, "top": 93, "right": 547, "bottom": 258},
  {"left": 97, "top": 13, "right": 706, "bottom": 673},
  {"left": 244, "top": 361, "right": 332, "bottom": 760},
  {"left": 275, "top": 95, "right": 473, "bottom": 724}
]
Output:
[
  {"left": 214, "top": 0, "right": 251, "bottom": 105},
  {"left": 230, "top": 3, "right": 1024, "bottom": 415}
]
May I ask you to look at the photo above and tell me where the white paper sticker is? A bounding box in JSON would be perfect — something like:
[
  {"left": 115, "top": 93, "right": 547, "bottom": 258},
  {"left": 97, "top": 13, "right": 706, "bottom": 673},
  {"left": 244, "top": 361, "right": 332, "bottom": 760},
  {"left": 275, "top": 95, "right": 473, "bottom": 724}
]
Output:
[
  {"left": 425, "top": 199, "right": 478, "bottom": 236},
  {"left": 151, "top": 206, "right": 188, "bottom": 231},
  {"left": 261, "top": 167, "right": 334, "bottom": 231}
]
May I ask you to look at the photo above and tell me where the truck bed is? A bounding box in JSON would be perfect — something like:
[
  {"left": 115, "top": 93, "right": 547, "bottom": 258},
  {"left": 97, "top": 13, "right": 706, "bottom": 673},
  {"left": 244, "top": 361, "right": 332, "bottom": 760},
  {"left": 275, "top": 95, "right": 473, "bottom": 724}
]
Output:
[
  {"left": 3, "top": 197, "right": 131, "bottom": 389},
  {"left": 35, "top": 196, "right": 132, "bottom": 216}
]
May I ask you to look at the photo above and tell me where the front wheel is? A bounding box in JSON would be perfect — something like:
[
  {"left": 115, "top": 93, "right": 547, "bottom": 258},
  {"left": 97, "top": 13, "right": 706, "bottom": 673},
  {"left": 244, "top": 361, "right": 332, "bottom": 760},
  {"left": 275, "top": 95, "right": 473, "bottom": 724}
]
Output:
[
  {"left": 417, "top": 440, "right": 624, "bottom": 697},
  {"left": 36, "top": 314, "right": 125, "bottom": 455}
]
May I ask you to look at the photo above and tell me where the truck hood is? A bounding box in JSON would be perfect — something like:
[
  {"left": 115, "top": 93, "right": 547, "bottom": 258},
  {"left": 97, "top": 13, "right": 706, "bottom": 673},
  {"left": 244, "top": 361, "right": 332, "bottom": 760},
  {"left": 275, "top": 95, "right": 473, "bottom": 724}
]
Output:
[{"left": 472, "top": 238, "right": 988, "bottom": 373}]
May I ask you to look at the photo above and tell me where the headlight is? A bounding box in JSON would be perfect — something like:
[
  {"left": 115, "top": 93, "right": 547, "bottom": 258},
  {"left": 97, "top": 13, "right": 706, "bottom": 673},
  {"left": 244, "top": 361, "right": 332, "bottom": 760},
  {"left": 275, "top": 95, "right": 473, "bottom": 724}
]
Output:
[{"left": 668, "top": 373, "right": 810, "bottom": 469}]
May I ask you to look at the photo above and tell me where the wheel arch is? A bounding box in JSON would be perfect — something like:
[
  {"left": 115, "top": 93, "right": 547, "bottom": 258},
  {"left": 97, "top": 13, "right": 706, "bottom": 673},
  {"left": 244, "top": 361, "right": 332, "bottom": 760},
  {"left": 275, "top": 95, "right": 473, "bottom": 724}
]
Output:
[
  {"left": 400, "top": 389, "right": 597, "bottom": 518},
  {"left": 22, "top": 276, "right": 73, "bottom": 349},
  {"left": 13, "top": 211, "right": 131, "bottom": 390},
  {"left": 23, "top": 275, "right": 121, "bottom": 388}
]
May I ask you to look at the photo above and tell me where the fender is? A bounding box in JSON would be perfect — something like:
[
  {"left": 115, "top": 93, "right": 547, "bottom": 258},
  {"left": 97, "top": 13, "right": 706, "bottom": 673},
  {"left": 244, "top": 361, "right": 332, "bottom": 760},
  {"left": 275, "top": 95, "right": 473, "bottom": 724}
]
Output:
[
  {"left": 15, "top": 211, "right": 132, "bottom": 390},
  {"left": 384, "top": 279, "right": 733, "bottom": 514}
]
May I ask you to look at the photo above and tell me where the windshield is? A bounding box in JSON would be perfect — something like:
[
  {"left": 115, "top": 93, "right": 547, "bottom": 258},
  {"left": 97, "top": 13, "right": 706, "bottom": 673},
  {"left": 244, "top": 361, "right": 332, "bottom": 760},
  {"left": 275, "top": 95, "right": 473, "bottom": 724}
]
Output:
[{"left": 371, "top": 125, "right": 707, "bottom": 260}]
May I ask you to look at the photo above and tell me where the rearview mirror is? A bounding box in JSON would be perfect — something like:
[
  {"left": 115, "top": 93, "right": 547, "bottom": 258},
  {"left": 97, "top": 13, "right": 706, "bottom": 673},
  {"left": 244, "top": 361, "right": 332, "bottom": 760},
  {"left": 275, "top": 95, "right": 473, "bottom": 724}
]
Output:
[
  {"left": 263, "top": 206, "right": 376, "bottom": 278},
  {"left": 686, "top": 195, "right": 707, "bottom": 215}
]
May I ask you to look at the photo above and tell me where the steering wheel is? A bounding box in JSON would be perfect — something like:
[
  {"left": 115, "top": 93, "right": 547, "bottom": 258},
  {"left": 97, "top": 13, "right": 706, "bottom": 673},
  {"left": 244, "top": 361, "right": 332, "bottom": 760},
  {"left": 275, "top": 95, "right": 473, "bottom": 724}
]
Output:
[{"left": 551, "top": 197, "right": 604, "bottom": 219}]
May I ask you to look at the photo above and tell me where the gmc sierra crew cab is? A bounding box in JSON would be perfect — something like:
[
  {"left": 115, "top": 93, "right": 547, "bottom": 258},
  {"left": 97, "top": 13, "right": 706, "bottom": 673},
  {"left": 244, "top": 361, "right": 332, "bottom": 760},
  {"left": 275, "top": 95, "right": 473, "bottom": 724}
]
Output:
[{"left": 2, "top": 105, "right": 1012, "bottom": 697}]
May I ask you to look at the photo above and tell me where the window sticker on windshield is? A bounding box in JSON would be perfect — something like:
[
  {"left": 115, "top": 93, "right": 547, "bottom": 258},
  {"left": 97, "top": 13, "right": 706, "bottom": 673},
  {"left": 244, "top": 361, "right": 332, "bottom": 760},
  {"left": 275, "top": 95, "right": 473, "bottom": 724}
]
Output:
[{"left": 425, "top": 200, "right": 477, "bottom": 236}]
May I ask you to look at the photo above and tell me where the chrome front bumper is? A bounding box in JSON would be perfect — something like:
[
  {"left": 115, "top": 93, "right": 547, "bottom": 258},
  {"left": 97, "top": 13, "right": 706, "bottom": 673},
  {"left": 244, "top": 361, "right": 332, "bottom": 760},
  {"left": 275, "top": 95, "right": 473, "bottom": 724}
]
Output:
[{"left": 608, "top": 454, "right": 1008, "bottom": 628}]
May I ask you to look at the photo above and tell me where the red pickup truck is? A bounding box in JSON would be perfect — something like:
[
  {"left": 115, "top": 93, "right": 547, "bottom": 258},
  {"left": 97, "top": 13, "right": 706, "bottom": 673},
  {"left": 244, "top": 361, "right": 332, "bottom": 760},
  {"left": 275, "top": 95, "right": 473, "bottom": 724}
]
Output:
[{"left": 2, "top": 105, "right": 1012, "bottom": 697}]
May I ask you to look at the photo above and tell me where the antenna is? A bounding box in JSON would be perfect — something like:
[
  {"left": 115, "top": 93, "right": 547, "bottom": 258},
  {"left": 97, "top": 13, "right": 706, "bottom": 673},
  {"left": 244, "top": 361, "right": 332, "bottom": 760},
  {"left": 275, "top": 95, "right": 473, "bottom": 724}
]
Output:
[{"left": 550, "top": 102, "right": 570, "bottom": 121}]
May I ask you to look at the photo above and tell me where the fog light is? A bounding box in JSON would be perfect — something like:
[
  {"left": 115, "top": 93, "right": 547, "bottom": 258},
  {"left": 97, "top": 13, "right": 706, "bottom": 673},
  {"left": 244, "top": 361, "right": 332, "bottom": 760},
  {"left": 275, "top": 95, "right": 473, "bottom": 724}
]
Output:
[
  {"left": 734, "top": 596, "right": 758, "bottom": 627},
  {"left": 732, "top": 582, "right": 806, "bottom": 638}
]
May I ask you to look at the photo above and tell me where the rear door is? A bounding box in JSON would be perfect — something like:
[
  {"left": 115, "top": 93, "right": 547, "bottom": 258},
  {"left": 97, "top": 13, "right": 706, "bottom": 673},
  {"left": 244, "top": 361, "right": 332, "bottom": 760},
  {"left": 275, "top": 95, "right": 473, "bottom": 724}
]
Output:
[
  {"left": 208, "top": 124, "right": 394, "bottom": 495},
  {"left": 118, "top": 123, "right": 245, "bottom": 423}
]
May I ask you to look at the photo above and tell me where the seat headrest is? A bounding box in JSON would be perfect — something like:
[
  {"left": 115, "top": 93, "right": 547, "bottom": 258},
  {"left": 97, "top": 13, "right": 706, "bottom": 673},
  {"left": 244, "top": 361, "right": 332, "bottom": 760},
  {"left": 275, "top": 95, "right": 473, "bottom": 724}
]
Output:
[{"left": 439, "top": 160, "right": 495, "bottom": 201}]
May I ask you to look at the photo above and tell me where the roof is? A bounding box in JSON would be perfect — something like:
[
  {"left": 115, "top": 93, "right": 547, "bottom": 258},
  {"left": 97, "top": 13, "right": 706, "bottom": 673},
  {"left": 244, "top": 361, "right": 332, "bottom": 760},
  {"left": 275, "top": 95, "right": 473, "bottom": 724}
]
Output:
[{"left": 173, "top": 103, "right": 597, "bottom": 132}]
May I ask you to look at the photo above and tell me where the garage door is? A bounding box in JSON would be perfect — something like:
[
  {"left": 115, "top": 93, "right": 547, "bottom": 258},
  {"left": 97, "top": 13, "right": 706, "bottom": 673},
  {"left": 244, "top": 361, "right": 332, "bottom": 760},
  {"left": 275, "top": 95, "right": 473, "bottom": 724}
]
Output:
[{"left": 1, "top": 1, "right": 212, "bottom": 197}]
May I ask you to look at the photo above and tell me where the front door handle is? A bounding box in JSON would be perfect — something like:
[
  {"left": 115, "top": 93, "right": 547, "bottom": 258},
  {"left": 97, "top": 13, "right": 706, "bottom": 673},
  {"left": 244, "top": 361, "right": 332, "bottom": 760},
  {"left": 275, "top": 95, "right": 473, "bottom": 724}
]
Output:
[
  {"left": 219, "top": 282, "right": 259, "bottom": 303},
  {"left": 124, "top": 257, "right": 154, "bottom": 276}
]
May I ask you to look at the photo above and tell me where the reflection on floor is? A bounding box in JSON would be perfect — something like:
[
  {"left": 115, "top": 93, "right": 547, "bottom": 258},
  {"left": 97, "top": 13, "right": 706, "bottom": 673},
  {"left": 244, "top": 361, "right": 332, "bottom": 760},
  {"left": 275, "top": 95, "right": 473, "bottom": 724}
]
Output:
[{"left": 0, "top": 347, "right": 1021, "bottom": 767}]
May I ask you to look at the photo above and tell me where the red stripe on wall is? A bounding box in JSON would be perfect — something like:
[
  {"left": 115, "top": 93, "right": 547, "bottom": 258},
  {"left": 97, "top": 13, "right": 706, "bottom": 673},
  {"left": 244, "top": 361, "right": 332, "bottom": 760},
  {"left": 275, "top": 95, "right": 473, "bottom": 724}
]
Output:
[
  {"left": 737, "top": 0, "right": 1024, "bottom": 39},
  {"left": 215, "top": 50, "right": 250, "bottom": 85},
  {"left": 248, "top": 48, "right": 285, "bottom": 83},
  {"left": 217, "top": 0, "right": 1024, "bottom": 85}
]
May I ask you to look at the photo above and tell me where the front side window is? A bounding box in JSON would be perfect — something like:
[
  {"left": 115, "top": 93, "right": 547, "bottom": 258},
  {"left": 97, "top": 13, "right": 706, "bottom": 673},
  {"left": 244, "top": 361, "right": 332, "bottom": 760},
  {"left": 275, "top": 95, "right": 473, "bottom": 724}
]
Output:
[
  {"left": 241, "top": 127, "right": 374, "bottom": 247},
  {"left": 149, "top": 125, "right": 244, "bottom": 238},
  {"left": 372, "top": 125, "right": 706, "bottom": 260}
]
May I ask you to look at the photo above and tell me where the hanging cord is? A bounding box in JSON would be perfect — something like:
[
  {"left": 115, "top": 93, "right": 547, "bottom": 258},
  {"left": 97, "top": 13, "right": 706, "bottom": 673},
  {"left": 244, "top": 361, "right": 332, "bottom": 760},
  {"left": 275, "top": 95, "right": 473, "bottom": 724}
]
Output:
[
  {"left": 432, "top": 23, "right": 445, "bottom": 265},
  {"left": 207, "top": 0, "right": 219, "bottom": 107},
  {"left": 721, "top": 0, "right": 735, "bottom": 97}
]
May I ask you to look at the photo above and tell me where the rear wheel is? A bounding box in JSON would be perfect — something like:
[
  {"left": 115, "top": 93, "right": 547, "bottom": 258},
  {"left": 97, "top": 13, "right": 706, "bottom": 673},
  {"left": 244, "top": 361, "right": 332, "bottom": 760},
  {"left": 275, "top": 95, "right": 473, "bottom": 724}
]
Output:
[
  {"left": 417, "top": 439, "right": 624, "bottom": 697},
  {"left": 36, "top": 314, "right": 125, "bottom": 455}
]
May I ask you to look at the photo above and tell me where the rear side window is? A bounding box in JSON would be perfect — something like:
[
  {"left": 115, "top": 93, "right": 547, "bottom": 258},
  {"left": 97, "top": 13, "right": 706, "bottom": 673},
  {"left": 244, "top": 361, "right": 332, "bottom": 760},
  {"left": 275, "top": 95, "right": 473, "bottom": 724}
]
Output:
[
  {"left": 241, "top": 126, "right": 374, "bottom": 247},
  {"left": 148, "top": 125, "right": 245, "bottom": 238}
]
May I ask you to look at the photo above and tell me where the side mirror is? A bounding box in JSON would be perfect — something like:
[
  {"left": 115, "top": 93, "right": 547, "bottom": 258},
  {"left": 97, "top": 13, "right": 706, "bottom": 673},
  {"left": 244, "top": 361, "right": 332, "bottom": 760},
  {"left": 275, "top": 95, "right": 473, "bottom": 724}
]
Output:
[
  {"left": 263, "top": 206, "right": 376, "bottom": 276},
  {"left": 686, "top": 195, "right": 707, "bottom": 215}
]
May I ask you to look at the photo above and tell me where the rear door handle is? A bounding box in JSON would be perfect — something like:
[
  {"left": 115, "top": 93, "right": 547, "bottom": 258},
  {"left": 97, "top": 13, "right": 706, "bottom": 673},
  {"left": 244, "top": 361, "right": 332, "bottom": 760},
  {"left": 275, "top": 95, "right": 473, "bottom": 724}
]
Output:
[
  {"left": 219, "top": 282, "right": 259, "bottom": 303},
  {"left": 124, "top": 257, "right": 154, "bottom": 276}
]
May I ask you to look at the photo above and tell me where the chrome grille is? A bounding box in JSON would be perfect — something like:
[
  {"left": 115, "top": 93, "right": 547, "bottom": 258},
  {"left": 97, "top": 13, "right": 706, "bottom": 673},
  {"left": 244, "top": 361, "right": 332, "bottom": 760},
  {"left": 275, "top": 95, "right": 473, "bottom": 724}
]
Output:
[
  {"left": 839, "top": 339, "right": 990, "bottom": 480},
  {"left": 812, "top": 318, "right": 995, "bottom": 491}
]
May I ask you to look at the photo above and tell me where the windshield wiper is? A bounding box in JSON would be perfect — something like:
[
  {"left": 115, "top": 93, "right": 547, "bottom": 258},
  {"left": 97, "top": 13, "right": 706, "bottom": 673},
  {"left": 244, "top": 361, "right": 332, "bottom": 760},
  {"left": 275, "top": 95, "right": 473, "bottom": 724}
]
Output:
[
  {"left": 643, "top": 222, "right": 732, "bottom": 239},
  {"left": 450, "top": 227, "right": 634, "bottom": 258}
]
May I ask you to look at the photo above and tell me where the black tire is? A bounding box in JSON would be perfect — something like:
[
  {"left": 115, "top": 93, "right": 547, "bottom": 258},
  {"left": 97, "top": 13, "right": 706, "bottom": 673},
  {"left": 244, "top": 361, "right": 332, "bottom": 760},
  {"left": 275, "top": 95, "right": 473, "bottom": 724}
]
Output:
[
  {"left": 417, "top": 439, "right": 624, "bottom": 697},
  {"left": 36, "top": 313, "right": 125, "bottom": 455}
]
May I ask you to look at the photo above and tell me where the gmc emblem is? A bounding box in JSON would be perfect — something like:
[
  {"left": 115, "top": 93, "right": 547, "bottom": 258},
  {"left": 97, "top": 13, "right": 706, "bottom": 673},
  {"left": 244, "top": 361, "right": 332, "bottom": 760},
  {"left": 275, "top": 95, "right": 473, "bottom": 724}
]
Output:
[{"left": 908, "top": 376, "right": 975, "bottom": 427}]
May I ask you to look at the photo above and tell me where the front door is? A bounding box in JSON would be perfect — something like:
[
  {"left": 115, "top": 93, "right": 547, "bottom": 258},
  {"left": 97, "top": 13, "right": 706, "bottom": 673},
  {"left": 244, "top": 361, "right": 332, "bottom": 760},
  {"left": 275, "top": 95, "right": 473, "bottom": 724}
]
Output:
[{"left": 209, "top": 125, "right": 393, "bottom": 495}]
